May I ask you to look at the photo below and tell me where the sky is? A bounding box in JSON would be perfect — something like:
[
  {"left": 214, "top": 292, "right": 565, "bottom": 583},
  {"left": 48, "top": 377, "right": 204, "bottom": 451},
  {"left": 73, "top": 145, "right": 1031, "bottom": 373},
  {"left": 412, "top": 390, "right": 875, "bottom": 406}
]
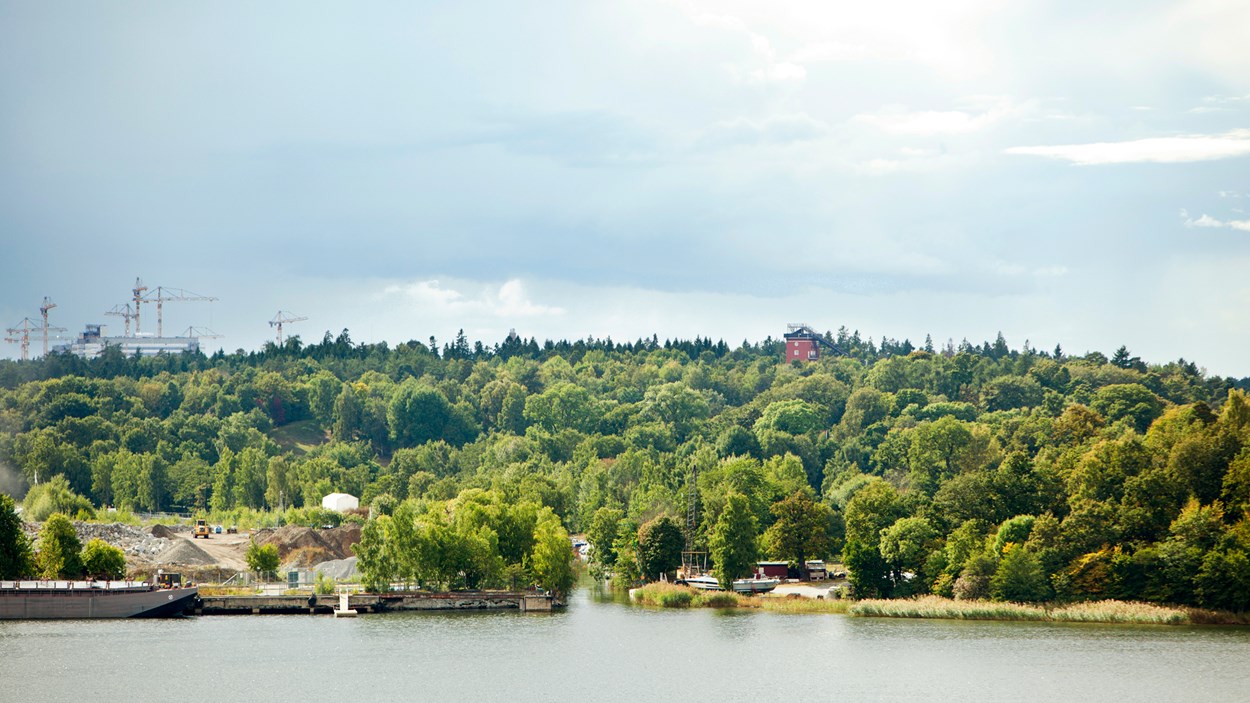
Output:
[{"left": 1, "top": 1, "right": 1248, "bottom": 375}]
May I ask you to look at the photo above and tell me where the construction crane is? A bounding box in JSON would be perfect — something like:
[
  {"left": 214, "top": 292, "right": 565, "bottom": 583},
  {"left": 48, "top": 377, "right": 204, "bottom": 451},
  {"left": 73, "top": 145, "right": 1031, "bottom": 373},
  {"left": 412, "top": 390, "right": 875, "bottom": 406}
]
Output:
[
  {"left": 131, "top": 278, "right": 148, "bottom": 335},
  {"left": 105, "top": 303, "right": 137, "bottom": 337},
  {"left": 269, "top": 311, "right": 308, "bottom": 345},
  {"left": 178, "top": 326, "right": 223, "bottom": 339},
  {"left": 5, "top": 318, "right": 40, "bottom": 361},
  {"left": 38, "top": 297, "right": 67, "bottom": 356},
  {"left": 141, "top": 286, "right": 219, "bottom": 337}
]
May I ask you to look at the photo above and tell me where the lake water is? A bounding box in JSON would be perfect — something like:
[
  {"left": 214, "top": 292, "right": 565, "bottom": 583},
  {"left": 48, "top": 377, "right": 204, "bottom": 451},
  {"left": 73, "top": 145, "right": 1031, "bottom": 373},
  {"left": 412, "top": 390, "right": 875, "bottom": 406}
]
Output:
[{"left": 3, "top": 587, "right": 1249, "bottom": 702}]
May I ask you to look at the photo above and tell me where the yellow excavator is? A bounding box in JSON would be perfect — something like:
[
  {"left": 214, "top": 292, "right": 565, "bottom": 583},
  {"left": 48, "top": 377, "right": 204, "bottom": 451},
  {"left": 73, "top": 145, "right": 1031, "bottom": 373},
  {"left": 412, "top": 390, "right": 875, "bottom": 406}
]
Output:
[{"left": 193, "top": 519, "right": 211, "bottom": 539}]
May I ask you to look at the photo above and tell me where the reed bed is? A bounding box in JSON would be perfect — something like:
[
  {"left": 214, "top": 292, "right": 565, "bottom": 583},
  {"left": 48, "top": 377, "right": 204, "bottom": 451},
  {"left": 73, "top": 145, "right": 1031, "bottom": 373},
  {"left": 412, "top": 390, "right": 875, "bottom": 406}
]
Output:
[
  {"left": 1051, "top": 600, "right": 1187, "bottom": 625},
  {"left": 630, "top": 582, "right": 747, "bottom": 609},
  {"left": 850, "top": 596, "right": 1049, "bottom": 621},
  {"left": 756, "top": 597, "right": 850, "bottom": 614},
  {"left": 849, "top": 596, "right": 1201, "bottom": 625}
]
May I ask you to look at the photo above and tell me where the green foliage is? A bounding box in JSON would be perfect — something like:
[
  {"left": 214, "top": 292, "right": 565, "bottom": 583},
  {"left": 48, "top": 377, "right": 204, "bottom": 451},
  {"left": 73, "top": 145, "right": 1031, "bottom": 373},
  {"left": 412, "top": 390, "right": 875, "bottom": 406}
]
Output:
[
  {"left": 710, "top": 493, "right": 759, "bottom": 589},
  {"left": 764, "top": 490, "right": 834, "bottom": 579},
  {"left": 245, "top": 539, "right": 280, "bottom": 575},
  {"left": 81, "top": 538, "right": 125, "bottom": 579},
  {"left": 530, "top": 509, "right": 576, "bottom": 599},
  {"left": 586, "top": 506, "right": 624, "bottom": 578},
  {"left": 990, "top": 545, "right": 1048, "bottom": 603},
  {"left": 22, "top": 476, "right": 95, "bottom": 523},
  {"left": 35, "top": 513, "right": 83, "bottom": 579},
  {"left": 0, "top": 327, "right": 1245, "bottom": 610},
  {"left": 0, "top": 494, "right": 34, "bottom": 579},
  {"left": 315, "top": 570, "right": 337, "bottom": 595},
  {"left": 636, "top": 516, "right": 684, "bottom": 581}
]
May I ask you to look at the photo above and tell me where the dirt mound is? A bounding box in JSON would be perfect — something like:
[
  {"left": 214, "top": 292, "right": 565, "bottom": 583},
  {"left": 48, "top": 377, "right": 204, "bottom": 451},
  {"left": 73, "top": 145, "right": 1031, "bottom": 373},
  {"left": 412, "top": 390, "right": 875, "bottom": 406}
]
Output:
[
  {"left": 148, "top": 524, "right": 178, "bottom": 539},
  {"left": 282, "top": 546, "right": 334, "bottom": 569},
  {"left": 318, "top": 524, "right": 361, "bottom": 557},
  {"left": 259, "top": 525, "right": 360, "bottom": 561},
  {"left": 155, "top": 539, "right": 215, "bottom": 566}
]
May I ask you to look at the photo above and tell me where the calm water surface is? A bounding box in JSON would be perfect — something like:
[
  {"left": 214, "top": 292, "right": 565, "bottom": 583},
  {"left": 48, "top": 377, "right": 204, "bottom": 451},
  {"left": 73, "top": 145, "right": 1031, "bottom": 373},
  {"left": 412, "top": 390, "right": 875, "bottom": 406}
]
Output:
[{"left": 3, "top": 587, "right": 1249, "bottom": 701}]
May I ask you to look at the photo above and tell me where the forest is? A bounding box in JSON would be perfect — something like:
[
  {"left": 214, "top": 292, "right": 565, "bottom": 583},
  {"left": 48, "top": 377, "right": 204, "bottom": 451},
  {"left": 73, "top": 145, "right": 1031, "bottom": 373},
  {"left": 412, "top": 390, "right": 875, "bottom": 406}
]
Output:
[{"left": 2, "top": 327, "right": 1250, "bottom": 609}]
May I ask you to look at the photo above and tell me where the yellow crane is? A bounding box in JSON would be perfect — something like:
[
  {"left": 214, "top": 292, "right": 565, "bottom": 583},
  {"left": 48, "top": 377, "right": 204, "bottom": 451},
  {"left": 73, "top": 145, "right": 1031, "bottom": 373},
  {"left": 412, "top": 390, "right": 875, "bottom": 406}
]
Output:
[
  {"left": 38, "top": 297, "right": 66, "bottom": 356},
  {"left": 4, "top": 318, "right": 39, "bottom": 360}
]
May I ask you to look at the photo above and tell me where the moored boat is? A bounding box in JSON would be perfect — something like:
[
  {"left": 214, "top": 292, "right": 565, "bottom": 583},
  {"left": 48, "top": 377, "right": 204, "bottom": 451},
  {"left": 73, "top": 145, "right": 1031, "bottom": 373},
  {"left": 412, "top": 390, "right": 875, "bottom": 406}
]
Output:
[
  {"left": 681, "top": 575, "right": 780, "bottom": 594},
  {"left": 0, "top": 580, "right": 198, "bottom": 619}
]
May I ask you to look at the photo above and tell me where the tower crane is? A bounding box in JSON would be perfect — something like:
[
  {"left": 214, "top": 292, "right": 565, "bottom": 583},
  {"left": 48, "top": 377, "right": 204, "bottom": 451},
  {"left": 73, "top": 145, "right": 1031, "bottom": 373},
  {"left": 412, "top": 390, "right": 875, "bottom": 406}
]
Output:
[
  {"left": 142, "top": 286, "right": 219, "bottom": 337},
  {"left": 131, "top": 277, "right": 148, "bottom": 335},
  {"left": 269, "top": 311, "right": 308, "bottom": 345},
  {"left": 179, "top": 326, "right": 223, "bottom": 339},
  {"left": 38, "top": 297, "right": 67, "bottom": 356},
  {"left": 5, "top": 318, "right": 40, "bottom": 361},
  {"left": 105, "top": 303, "right": 137, "bottom": 337}
]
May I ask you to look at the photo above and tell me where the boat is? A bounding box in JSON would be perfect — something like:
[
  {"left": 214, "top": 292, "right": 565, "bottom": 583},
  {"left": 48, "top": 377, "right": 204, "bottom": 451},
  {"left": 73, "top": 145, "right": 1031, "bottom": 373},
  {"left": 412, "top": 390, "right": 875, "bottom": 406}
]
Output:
[
  {"left": 681, "top": 575, "right": 780, "bottom": 594},
  {"left": 0, "top": 580, "right": 198, "bottom": 619}
]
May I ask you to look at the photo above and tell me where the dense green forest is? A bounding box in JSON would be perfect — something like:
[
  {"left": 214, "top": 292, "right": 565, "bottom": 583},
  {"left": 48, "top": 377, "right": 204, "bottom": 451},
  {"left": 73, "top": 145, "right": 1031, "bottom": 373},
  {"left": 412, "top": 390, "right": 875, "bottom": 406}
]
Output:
[{"left": 2, "top": 328, "right": 1250, "bottom": 608}]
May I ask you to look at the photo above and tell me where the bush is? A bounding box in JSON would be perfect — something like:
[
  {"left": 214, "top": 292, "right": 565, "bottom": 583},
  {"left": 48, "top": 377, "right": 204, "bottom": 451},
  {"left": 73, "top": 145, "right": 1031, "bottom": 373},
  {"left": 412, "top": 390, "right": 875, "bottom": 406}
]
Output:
[
  {"left": 81, "top": 538, "right": 126, "bottom": 579},
  {"left": 246, "top": 539, "right": 280, "bottom": 575}
]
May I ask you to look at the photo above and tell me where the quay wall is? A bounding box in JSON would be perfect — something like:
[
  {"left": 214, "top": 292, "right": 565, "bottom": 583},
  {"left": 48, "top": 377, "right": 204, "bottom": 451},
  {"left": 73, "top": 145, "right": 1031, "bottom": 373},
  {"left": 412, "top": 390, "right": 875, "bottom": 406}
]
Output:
[{"left": 193, "top": 591, "right": 553, "bottom": 615}]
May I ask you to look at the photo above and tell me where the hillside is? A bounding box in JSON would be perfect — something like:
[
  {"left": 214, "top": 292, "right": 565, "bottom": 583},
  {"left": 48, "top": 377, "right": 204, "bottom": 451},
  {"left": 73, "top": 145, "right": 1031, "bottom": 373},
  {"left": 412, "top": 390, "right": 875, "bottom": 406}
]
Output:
[{"left": 2, "top": 331, "right": 1249, "bottom": 607}]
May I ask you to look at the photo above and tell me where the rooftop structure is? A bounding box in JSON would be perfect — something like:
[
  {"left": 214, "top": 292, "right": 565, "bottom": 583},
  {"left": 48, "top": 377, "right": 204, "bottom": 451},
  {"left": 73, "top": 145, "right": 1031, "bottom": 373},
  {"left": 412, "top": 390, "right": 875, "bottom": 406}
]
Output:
[
  {"left": 782, "top": 323, "right": 840, "bottom": 362},
  {"left": 55, "top": 324, "right": 200, "bottom": 359}
]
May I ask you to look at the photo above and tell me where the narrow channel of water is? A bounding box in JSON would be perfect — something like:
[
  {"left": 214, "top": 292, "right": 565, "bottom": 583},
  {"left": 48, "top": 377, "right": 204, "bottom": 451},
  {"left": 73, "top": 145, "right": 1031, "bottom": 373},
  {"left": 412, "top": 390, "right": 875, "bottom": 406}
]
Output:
[{"left": 3, "top": 586, "right": 1248, "bottom": 702}]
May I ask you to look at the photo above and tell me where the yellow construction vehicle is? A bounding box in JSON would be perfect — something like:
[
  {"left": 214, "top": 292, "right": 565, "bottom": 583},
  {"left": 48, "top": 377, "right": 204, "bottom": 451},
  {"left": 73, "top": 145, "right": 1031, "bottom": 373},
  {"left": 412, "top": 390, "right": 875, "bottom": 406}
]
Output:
[{"left": 193, "top": 519, "right": 210, "bottom": 539}]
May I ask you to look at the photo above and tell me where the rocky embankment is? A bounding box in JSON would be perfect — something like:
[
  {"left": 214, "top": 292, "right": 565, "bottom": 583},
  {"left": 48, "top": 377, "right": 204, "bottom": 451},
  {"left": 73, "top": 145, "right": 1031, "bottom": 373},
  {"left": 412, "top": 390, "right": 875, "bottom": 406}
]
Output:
[{"left": 20, "top": 521, "right": 362, "bottom": 580}]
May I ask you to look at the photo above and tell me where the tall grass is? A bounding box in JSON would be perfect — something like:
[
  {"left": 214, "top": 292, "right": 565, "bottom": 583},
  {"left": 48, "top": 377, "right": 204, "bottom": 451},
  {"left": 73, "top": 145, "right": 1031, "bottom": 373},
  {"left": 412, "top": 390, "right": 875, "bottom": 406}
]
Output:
[
  {"left": 630, "top": 582, "right": 747, "bottom": 609},
  {"left": 757, "top": 597, "right": 850, "bottom": 614},
  {"left": 849, "top": 596, "right": 1197, "bottom": 625}
]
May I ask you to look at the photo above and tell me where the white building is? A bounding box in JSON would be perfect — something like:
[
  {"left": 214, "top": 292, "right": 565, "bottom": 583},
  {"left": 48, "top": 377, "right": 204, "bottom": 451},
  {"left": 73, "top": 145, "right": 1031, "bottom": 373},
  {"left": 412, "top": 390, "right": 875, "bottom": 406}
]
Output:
[
  {"left": 56, "top": 324, "right": 200, "bottom": 359},
  {"left": 321, "top": 493, "right": 359, "bottom": 513}
]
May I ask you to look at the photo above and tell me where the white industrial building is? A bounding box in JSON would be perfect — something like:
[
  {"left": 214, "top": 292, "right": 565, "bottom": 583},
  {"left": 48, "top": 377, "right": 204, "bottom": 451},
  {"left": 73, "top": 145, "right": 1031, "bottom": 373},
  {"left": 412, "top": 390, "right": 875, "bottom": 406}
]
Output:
[
  {"left": 321, "top": 493, "right": 360, "bottom": 513},
  {"left": 56, "top": 324, "right": 200, "bottom": 358}
]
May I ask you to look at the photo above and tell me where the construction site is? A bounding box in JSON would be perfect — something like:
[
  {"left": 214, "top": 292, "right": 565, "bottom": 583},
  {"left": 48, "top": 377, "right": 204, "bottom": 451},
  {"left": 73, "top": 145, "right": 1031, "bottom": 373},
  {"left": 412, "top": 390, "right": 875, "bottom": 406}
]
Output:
[{"left": 5, "top": 277, "right": 222, "bottom": 360}]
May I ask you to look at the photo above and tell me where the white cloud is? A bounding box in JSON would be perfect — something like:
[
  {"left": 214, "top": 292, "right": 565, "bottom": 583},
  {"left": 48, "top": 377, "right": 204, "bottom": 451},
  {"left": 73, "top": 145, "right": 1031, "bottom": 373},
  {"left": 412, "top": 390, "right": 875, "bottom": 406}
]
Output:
[
  {"left": 385, "top": 279, "right": 564, "bottom": 318},
  {"left": 1182, "top": 211, "right": 1250, "bottom": 232},
  {"left": 1006, "top": 129, "right": 1250, "bottom": 165},
  {"left": 854, "top": 97, "right": 1031, "bottom": 135},
  {"left": 700, "top": 113, "right": 827, "bottom": 147}
]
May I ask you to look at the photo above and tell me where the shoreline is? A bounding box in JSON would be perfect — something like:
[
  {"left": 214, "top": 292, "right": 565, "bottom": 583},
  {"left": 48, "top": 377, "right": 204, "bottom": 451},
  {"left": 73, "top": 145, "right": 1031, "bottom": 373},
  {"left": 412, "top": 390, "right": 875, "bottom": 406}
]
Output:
[{"left": 627, "top": 583, "right": 1250, "bottom": 625}]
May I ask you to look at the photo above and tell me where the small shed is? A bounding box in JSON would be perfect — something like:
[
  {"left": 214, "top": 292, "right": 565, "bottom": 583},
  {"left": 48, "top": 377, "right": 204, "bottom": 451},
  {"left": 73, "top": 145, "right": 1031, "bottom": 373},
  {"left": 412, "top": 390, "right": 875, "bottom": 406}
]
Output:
[
  {"left": 321, "top": 493, "right": 359, "bottom": 513},
  {"left": 757, "top": 561, "right": 789, "bottom": 579}
]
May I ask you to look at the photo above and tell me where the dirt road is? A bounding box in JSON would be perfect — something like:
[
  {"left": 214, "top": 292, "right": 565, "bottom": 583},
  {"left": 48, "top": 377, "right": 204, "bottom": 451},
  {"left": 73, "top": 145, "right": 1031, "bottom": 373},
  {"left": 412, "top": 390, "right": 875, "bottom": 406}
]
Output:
[{"left": 173, "top": 531, "right": 251, "bottom": 571}]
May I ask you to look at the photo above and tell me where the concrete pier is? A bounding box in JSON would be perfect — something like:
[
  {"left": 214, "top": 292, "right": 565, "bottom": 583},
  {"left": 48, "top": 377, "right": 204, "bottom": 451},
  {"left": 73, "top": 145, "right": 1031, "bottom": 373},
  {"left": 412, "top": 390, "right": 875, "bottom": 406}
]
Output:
[{"left": 192, "top": 591, "right": 554, "bottom": 615}]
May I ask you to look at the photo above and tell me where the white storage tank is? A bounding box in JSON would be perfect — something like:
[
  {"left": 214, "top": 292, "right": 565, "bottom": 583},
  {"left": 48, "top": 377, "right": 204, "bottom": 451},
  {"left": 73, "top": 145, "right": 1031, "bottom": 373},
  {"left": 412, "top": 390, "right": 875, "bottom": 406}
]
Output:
[{"left": 321, "top": 493, "right": 360, "bottom": 513}]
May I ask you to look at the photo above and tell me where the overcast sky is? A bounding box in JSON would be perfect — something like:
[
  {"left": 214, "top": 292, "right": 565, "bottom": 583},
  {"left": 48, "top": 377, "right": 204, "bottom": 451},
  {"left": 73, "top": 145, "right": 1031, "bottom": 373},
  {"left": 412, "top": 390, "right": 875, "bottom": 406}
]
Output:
[{"left": 2, "top": 1, "right": 1248, "bottom": 375}]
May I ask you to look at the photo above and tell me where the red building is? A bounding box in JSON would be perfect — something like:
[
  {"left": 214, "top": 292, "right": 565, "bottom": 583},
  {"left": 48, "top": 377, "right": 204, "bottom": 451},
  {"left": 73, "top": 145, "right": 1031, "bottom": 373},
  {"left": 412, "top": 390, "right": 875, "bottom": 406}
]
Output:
[{"left": 783, "top": 324, "right": 822, "bottom": 362}]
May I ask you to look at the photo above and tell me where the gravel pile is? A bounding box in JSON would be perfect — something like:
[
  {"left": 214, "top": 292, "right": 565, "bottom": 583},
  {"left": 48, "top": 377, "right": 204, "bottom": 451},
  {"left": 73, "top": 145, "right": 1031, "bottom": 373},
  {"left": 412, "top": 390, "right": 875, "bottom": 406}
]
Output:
[
  {"left": 19, "top": 521, "right": 175, "bottom": 560},
  {"left": 314, "top": 556, "right": 359, "bottom": 581},
  {"left": 155, "top": 539, "right": 215, "bottom": 566}
]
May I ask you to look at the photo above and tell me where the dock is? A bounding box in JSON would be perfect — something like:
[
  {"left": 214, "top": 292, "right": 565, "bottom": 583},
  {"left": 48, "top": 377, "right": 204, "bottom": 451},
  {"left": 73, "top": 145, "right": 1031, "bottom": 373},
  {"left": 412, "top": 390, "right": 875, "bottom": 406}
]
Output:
[{"left": 191, "top": 591, "right": 554, "bottom": 615}]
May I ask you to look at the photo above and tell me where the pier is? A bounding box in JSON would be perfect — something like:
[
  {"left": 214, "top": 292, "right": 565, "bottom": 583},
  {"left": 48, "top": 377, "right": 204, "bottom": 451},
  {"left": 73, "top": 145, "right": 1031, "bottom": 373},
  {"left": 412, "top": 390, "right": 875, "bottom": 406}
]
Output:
[{"left": 191, "top": 591, "right": 554, "bottom": 615}]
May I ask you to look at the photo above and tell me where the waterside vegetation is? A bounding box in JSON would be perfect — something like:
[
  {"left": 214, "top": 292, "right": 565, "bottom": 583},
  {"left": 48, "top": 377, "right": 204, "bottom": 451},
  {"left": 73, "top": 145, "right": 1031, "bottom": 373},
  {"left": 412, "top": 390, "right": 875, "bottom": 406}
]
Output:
[{"left": 1, "top": 330, "right": 1249, "bottom": 613}]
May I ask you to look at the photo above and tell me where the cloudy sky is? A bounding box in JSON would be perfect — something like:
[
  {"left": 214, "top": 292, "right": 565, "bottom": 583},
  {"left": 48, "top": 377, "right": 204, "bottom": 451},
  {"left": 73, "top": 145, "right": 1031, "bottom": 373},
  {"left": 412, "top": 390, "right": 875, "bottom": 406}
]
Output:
[{"left": 1, "top": 1, "right": 1248, "bottom": 375}]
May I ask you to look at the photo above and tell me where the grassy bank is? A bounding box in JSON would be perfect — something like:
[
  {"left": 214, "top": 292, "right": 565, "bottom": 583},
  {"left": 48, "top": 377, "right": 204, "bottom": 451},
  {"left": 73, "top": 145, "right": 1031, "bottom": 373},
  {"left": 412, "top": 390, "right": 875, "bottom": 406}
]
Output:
[
  {"left": 628, "top": 586, "right": 1247, "bottom": 625},
  {"left": 848, "top": 596, "right": 1250, "bottom": 625},
  {"left": 630, "top": 582, "right": 744, "bottom": 608},
  {"left": 629, "top": 583, "right": 849, "bottom": 612}
]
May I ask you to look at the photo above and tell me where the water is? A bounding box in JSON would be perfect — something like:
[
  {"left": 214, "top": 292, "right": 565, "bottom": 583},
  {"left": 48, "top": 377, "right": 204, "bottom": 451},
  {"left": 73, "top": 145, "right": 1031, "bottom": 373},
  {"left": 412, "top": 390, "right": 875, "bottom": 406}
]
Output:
[{"left": 3, "top": 587, "right": 1249, "bottom": 702}]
